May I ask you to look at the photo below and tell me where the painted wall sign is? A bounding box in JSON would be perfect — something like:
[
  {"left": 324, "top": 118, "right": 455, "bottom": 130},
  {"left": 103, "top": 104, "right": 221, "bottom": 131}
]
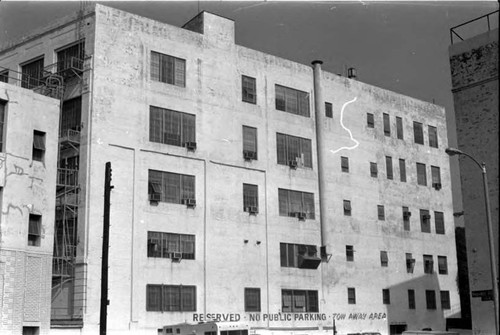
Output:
[{"left": 192, "top": 313, "right": 387, "bottom": 323}]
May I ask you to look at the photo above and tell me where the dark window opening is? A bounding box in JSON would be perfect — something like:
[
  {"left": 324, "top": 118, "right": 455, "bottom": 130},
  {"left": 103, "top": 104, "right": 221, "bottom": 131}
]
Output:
[
  {"left": 396, "top": 116, "right": 403, "bottom": 140},
  {"left": 21, "top": 57, "right": 44, "bottom": 89},
  {"left": 383, "top": 113, "right": 390, "bottom": 136},
  {"left": 149, "top": 106, "right": 195, "bottom": 148},
  {"left": 325, "top": 102, "right": 333, "bottom": 118},
  {"left": 370, "top": 162, "right": 378, "bottom": 178},
  {"left": 399, "top": 159, "right": 406, "bottom": 182},
  {"left": 243, "top": 126, "right": 258, "bottom": 160},
  {"left": 413, "top": 121, "right": 424, "bottom": 145},
  {"left": 346, "top": 245, "right": 354, "bottom": 262},
  {"left": 28, "top": 214, "right": 41, "bottom": 246},
  {"left": 367, "top": 113, "right": 374, "bottom": 128},
  {"left": 282, "top": 289, "right": 318, "bottom": 312},
  {"left": 32, "top": 130, "right": 46, "bottom": 162},
  {"left": 243, "top": 184, "right": 258, "bottom": 214},
  {"left": 151, "top": 51, "right": 186, "bottom": 87},
  {"left": 420, "top": 209, "right": 431, "bottom": 233},
  {"left": 386, "top": 156, "right": 393, "bottom": 180},
  {"left": 278, "top": 188, "right": 315, "bottom": 220},
  {"left": 242, "top": 75, "right": 256, "bottom": 104},
  {"left": 276, "top": 133, "right": 312, "bottom": 168},
  {"left": 343, "top": 200, "right": 352, "bottom": 216},
  {"left": 275, "top": 84, "right": 310, "bottom": 117},
  {"left": 148, "top": 170, "right": 195, "bottom": 205},
  {"left": 383, "top": 289, "right": 390, "bottom": 304},
  {"left": 146, "top": 284, "right": 196, "bottom": 312},
  {"left": 426, "top": 290, "right": 436, "bottom": 309},
  {"left": 435, "top": 211, "right": 445, "bottom": 235},
  {"left": 378, "top": 205, "right": 385, "bottom": 221},
  {"left": 380, "top": 251, "right": 388, "bottom": 267},
  {"left": 417, "top": 163, "right": 427, "bottom": 186},
  {"left": 147, "top": 231, "right": 195, "bottom": 260},
  {"left": 423, "top": 255, "right": 434, "bottom": 274},
  {"left": 244, "top": 288, "right": 261, "bottom": 312},
  {"left": 428, "top": 125, "right": 438, "bottom": 148},
  {"left": 341, "top": 156, "right": 349, "bottom": 173},
  {"left": 347, "top": 288, "right": 356, "bottom": 304}
]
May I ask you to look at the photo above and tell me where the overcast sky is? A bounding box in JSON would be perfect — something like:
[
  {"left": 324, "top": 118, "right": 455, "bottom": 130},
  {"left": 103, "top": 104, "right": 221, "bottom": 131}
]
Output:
[{"left": 0, "top": 0, "right": 499, "bottom": 213}]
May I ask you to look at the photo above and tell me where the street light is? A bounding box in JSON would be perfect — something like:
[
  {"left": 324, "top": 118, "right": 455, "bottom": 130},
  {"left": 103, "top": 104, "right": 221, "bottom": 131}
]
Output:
[{"left": 446, "top": 147, "right": 499, "bottom": 333}]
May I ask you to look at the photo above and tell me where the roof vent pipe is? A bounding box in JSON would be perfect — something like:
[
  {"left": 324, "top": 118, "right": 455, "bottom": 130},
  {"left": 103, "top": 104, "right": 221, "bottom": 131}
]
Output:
[{"left": 347, "top": 67, "right": 357, "bottom": 79}]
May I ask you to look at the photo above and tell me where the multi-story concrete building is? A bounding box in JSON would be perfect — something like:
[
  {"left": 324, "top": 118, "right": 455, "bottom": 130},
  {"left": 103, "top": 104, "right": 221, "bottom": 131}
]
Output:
[
  {"left": 449, "top": 11, "right": 499, "bottom": 335},
  {"left": 0, "top": 4, "right": 459, "bottom": 335},
  {"left": 0, "top": 83, "right": 59, "bottom": 334}
]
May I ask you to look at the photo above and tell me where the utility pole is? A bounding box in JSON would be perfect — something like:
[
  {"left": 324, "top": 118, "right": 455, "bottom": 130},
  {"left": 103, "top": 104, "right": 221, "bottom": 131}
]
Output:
[{"left": 100, "top": 162, "right": 113, "bottom": 335}]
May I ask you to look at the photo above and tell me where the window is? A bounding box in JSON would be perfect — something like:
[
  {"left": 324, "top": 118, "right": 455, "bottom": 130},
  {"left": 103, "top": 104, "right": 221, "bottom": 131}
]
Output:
[
  {"left": 408, "top": 289, "right": 416, "bottom": 309},
  {"left": 282, "top": 289, "right": 318, "bottom": 312},
  {"left": 244, "top": 288, "right": 261, "bottom": 312},
  {"left": 423, "top": 255, "right": 434, "bottom": 274},
  {"left": 151, "top": 51, "right": 185, "bottom": 87},
  {"left": 420, "top": 209, "right": 431, "bottom": 233},
  {"left": 325, "top": 102, "right": 333, "bottom": 118},
  {"left": 380, "top": 251, "right": 388, "bottom": 267},
  {"left": 242, "top": 75, "right": 256, "bottom": 104},
  {"left": 403, "top": 206, "right": 411, "bottom": 231},
  {"left": 0, "top": 70, "right": 8, "bottom": 83},
  {"left": 346, "top": 245, "right": 354, "bottom": 262},
  {"left": 435, "top": 211, "right": 445, "bottom": 235},
  {"left": 147, "top": 231, "right": 195, "bottom": 259},
  {"left": 386, "top": 156, "right": 393, "bottom": 180},
  {"left": 275, "top": 84, "right": 310, "bottom": 117},
  {"left": 276, "top": 133, "right": 312, "bottom": 168},
  {"left": 243, "top": 184, "right": 258, "bottom": 213},
  {"left": 426, "top": 290, "right": 436, "bottom": 309},
  {"left": 148, "top": 170, "right": 195, "bottom": 204},
  {"left": 370, "top": 162, "right": 378, "bottom": 178},
  {"left": 341, "top": 156, "right": 349, "bottom": 173},
  {"left": 431, "top": 166, "right": 441, "bottom": 190},
  {"left": 146, "top": 285, "right": 196, "bottom": 312},
  {"left": 367, "top": 113, "right": 374, "bottom": 128},
  {"left": 278, "top": 188, "right": 315, "bottom": 219},
  {"left": 21, "top": 57, "right": 44, "bottom": 89},
  {"left": 57, "top": 41, "right": 85, "bottom": 73},
  {"left": 378, "top": 205, "right": 385, "bottom": 221},
  {"left": 416, "top": 163, "right": 427, "bottom": 186},
  {"left": 343, "top": 200, "right": 351, "bottom": 216},
  {"left": 440, "top": 291, "right": 450, "bottom": 309},
  {"left": 347, "top": 288, "right": 356, "bottom": 304},
  {"left": 399, "top": 159, "right": 406, "bottom": 182},
  {"left": 438, "top": 256, "right": 448, "bottom": 275},
  {"left": 28, "top": 214, "right": 41, "bottom": 246},
  {"left": 242, "top": 126, "right": 258, "bottom": 160},
  {"left": 413, "top": 121, "right": 424, "bottom": 145},
  {"left": 61, "top": 97, "right": 82, "bottom": 136},
  {"left": 428, "top": 126, "right": 438, "bottom": 148},
  {"left": 383, "top": 113, "right": 390, "bottom": 136},
  {"left": 382, "top": 289, "right": 390, "bottom": 304},
  {"left": 0, "top": 100, "right": 5, "bottom": 152},
  {"left": 396, "top": 116, "right": 403, "bottom": 140},
  {"left": 280, "top": 243, "right": 319, "bottom": 268},
  {"left": 32, "top": 130, "right": 46, "bottom": 162},
  {"left": 406, "top": 253, "right": 415, "bottom": 273},
  {"left": 149, "top": 106, "right": 196, "bottom": 148}
]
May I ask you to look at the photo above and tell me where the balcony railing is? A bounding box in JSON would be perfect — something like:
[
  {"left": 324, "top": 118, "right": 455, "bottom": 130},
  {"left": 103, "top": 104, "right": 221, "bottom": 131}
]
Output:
[{"left": 450, "top": 10, "right": 499, "bottom": 44}]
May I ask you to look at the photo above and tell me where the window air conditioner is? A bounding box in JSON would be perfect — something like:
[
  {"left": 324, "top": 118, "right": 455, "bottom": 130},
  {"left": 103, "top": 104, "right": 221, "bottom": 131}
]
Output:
[
  {"left": 288, "top": 159, "right": 298, "bottom": 169},
  {"left": 171, "top": 252, "right": 182, "bottom": 262},
  {"left": 243, "top": 150, "right": 257, "bottom": 161},
  {"left": 149, "top": 193, "right": 161, "bottom": 202},
  {"left": 423, "top": 214, "right": 431, "bottom": 220},
  {"left": 184, "top": 198, "right": 196, "bottom": 208},
  {"left": 403, "top": 211, "right": 412, "bottom": 218},
  {"left": 432, "top": 182, "right": 442, "bottom": 190},
  {"left": 247, "top": 206, "right": 258, "bottom": 214},
  {"left": 297, "top": 212, "right": 307, "bottom": 221},
  {"left": 184, "top": 141, "right": 197, "bottom": 151}
]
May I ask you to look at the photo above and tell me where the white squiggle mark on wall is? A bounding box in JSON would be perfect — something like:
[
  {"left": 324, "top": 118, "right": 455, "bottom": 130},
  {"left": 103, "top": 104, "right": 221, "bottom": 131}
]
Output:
[{"left": 330, "top": 97, "right": 359, "bottom": 155}]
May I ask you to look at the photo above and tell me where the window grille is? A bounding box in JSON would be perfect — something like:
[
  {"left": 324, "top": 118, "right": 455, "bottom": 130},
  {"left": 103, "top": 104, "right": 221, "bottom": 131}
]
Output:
[
  {"left": 341, "top": 156, "right": 349, "bottom": 173},
  {"left": 21, "top": 57, "right": 44, "bottom": 89},
  {"left": 346, "top": 245, "right": 354, "bottom": 261},
  {"left": 406, "top": 253, "right": 415, "bottom": 273},
  {"left": 325, "top": 102, "right": 333, "bottom": 118},
  {"left": 244, "top": 288, "right": 261, "bottom": 312},
  {"left": 343, "top": 200, "right": 351, "bottom": 216},
  {"left": 148, "top": 170, "right": 195, "bottom": 204},
  {"left": 382, "top": 289, "right": 390, "bottom": 304},
  {"left": 378, "top": 205, "right": 385, "bottom": 221},
  {"left": 426, "top": 290, "right": 436, "bottom": 309},
  {"left": 383, "top": 113, "right": 390, "bottom": 136},
  {"left": 147, "top": 231, "right": 195, "bottom": 260},
  {"left": 151, "top": 51, "right": 186, "bottom": 87},
  {"left": 413, "top": 121, "right": 424, "bottom": 145},
  {"left": 438, "top": 256, "right": 448, "bottom": 274},
  {"left": 242, "top": 76, "right": 256, "bottom": 104},
  {"left": 420, "top": 209, "right": 431, "bottom": 233},
  {"left": 146, "top": 284, "right": 196, "bottom": 312},
  {"left": 276, "top": 133, "right": 312, "bottom": 168},
  {"left": 367, "top": 113, "right": 374, "bottom": 128},
  {"left": 431, "top": 166, "right": 441, "bottom": 189},
  {"left": 275, "top": 84, "right": 310, "bottom": 117},
  {"left": 243, "top": 184, "right": 258, "bottom": 213},
  {"left": 416, "top": 163, "right": 427, "bottom": 186},
  {"left": 242, "top": 126, "right": 257, "bottom": 159},
  {"left": 440, "top": 290, "right": 450, "bottom": 309},
  {"left": 281, "top": 289, "right": 318, "bottom": 312},
  {"left": 396, "top": 116, "right": 403, "bottom": 140},
  {"left": 347, "top": 288, "right": 356, "bottom": 304},
  {"left": 386, "top": 156, "right": 393, "bottom": 180},
  {"left": 278, "top": 188, "right": 315, "bottom": 219},
  {"left": 57, "top": 41, "right": 85, "bottom": 73},
  {"left": 149, "top": 106, "right": 195, "bottom": 148},
  {"left": 403, "top": 206, "right": 411, "bottom": 231},
  {"left": 435, "top": 211, "right": 445, "bottom": 234},
  {"left": 28, "top": 214, "right": 41, "bottom": 246},
  {"left": 408, "top": 289, "right": 416, "bottom": 309},
  {"left": 380, "top": 251, "right": 388, "bottom": 267},
  {"left": 0, "top": 101, "right": 5, "bottom": 152},
  {"left": 370, "top": 162, "right": 378, "bottom": 178},
  {"left": 399, "top": 159, "right": 407, "bottom": 182},
  {"left": 423, "top": 255, "right": 434, "bottom": 274},
  {"left": 32, "top": 130, "right": 46, "bottom": 162},
  {"left": 428, "top": 126, "right": 438, "bottom": 148},
  {"left": 0, "top": 70, "right": 8, "bottom": 83}
]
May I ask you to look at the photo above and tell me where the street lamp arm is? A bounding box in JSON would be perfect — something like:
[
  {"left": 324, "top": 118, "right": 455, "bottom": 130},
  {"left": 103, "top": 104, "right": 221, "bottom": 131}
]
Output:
[{"left": 446, "top": 147, "right": 485, "bottom": 171}]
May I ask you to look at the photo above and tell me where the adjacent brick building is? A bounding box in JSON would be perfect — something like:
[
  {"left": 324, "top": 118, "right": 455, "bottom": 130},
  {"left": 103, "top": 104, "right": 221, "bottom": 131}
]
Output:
[{"left": 0, "top": 4, "right": 459, "bottom": 335}]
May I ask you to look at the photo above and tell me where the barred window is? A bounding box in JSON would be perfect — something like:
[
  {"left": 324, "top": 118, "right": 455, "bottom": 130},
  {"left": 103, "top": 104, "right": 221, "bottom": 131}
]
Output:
[
  {"left": 346, "top": 245, "right": 354, "bottom": 262},
  {"left": 242, "top": 76, "right": 256, "bottom": 104},
  {"left": 282, "top": 289, "right": 318, "bottom": 312},
  {"left": 28, "top": 214, "right": 41, "bottom": 246},
  {"left": 276, "top": 133, "right": 312, "bottom": 168},
  {"left": 244, "top": 288, "right": 261, "bottom": 312},
  {"left": 383, "top": 113, "right": 390, "bottom": 136},
  {"left": 440, "top": 290, "right": 450, "bottom": 309},
  {"left": 408, "top": 289, "right": 416, "bottom": 309},
  {"left": 423, "top": 255, "right": 434, "bottom": 274},
  {"left": 378, "top": 205, "right": 385, "bottom": 221},
  {"left": 386, "top": 156, "right": 393, "bottom": 180},
  {"left": 367, "top": 113, "right": 374, "bottom": 128},
  {"left": 426, "top": 290, "right": 436, "bottom": 309},
  {"left": 278, "top": 188, "right": 315, "bottom": 219},
  {"left": 380, "top": 251, "right": 388, "bottom": 267},
  {"left": 347, "top": 288, "right": 356, "bottom": 304},
  {"left": 275, "top": 84, "right": 310, "bottom": 117},
  {"left": 147, "top": 231, "right": 195, "bottom": 260},
  {"left": 382, "top": 289, "right": 390, "bottom": 304},
  {"left": 370, "top": 162, "right": 378, "bottom": 178},
  {"left": 149, "top": 106, "right": 195, "bottom": 147},
  {"left": 243, "top": 126, "right": 257, "bottom": 159},
  {"left": 420, "top": 209, "right": 431, "bottom": 233},
  {"left": 21, "top": 57, "right": 44, "bottom": 89},
  {"left": 0, "top": 70, "right": 8, "bottom": 83},
  {"left": 32, "top": 130, "right": 46, "bottom": 162},
  {"left": 325, "top": 102, "right": 333, "bottom": 118},
  {"left": 280, "top": 243, "right": 318, "bottom": 268},
  {"left": 148, "top": 170, "right": 195, "bottom": 204},
  {"left": 341, "top": 156, "right": 349, "bottom": 173},
  {"left": 243, "top": 184, "right": 258, "bottom": 213},
  {"left": 429, "top": 126, "right": 438, "bottom": 148},
  {"left": 438, "top": 256, "right": 448, "bottom": 275},
  {"left": 0, "top": 100, "right": 5, "bottom": 152},
  {"left": 396, "top": 116, "right": 403, "bottom": 140},
  {"left": 413, "top": 121, "right": 424, "bottom": 145},
  {"left": 417, "top": 163, "right": 427, "bottom": 186},
  {"left": 57, "top": 41, "right": 85, "bottom": 73},
  {"left": 435, "top": 211, "right": 445, "bottom": 235},
  {"left": 151, "top": 51, "right": 185, "bottom": 87},
  {"left": 146, "top": 285, "right": 196, "bottom": 312},
  {"left": 399, "top": 159, "right": 407, "bottom": 182}
]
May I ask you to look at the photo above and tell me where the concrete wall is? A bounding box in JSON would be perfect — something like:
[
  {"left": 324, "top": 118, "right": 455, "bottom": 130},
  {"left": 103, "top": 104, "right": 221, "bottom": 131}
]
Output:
[
  {"left": 449, "top": 28, "right": 499, "bottom": 335},
  {"left": 0, "top": 83, "right": 59, "bottom": 334}
]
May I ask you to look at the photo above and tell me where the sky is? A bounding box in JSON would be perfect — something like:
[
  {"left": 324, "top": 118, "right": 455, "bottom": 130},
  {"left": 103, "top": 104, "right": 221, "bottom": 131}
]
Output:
[{"left": 0, "top": 0, "right": 499, "bottom": 214}]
